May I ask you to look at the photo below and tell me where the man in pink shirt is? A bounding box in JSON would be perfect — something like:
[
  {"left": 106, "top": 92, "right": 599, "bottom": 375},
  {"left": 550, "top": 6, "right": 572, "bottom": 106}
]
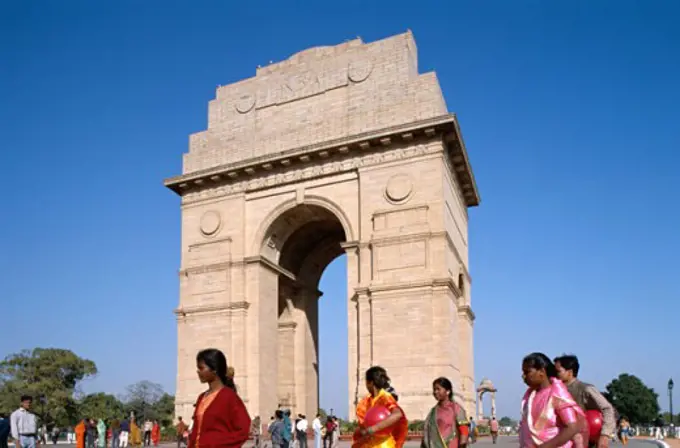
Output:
[{"left": 489, "top": 417, "right": 499, "bottom": 444}]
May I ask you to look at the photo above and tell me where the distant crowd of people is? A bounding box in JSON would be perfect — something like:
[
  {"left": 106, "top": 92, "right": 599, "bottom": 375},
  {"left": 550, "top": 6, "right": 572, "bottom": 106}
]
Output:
[
  {"left": 262, "top": 411, "right": 339, "bottom": 448},
  {"left": 0, "top": 395, "right": 176, "bottom": 448}
]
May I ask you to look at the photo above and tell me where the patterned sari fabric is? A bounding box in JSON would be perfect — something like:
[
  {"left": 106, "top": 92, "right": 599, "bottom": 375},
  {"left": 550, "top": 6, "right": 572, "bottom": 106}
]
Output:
[
  {"left": 520, "top": 379, "right": 588, "bottom": 448},
  {"left": 352, "top": 389, "right": 408, "bottom": 448},
  {"left": 422, "top": 402, "right": 467, "bottom": 448}
]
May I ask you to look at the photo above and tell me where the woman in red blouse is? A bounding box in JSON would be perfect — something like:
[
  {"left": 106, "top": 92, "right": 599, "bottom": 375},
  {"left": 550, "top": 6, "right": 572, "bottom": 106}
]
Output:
[{"left": 189, "top": 349, "right": 251, "bottom": 448}]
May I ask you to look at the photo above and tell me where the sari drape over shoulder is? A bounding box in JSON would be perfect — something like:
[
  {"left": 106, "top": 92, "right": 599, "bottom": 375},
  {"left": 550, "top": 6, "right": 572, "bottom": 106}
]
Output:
[
  {"left": 189, "top": 387, "right": 251, "bottom": 448},
  {"left": 421, "top": 401, "right": 468, "bottom": 448},
  {"left": 520, "top": 379, "right": 588, "bottom": 448},
  {"left": 352, "top": 389, "right": 408, "bottom": 448}
]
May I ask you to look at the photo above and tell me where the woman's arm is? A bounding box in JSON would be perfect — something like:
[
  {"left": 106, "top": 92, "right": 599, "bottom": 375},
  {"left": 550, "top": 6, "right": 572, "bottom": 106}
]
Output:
[
  {"left": 217, "top": 393, "right": 252, "bottom": 445},
  {"left": 366, "top": 408, "right": 404, "bottom": 434},
  {"left": 457, "top": 425, "right": 469, "bottom": 447},
  {"left": 539, "top": 421, "right": 582, "bottom": 448}
]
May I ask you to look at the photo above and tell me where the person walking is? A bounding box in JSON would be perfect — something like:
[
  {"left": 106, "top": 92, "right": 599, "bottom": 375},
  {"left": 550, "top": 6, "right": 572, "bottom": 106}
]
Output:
[
  {"left": 174, "top": 417, "right": 187, "bottom": 448},
  {"left": 0, "top": 413, "right": 10, "bottom": 448},
  {"left": 296, "top": 416, "right": 308, "bottom": 448},
  {"left": 312, "top": 416, "right": 322, "bottom": 448},
  {"left": 519, "top": 353, "right": 588, "bottom": 448},
  {"left": 188, "top": 349, "right": 251, "bottom": 448},
  {"left": 119, "top": 418, "right": 130, "bottom": 448},
  {"left": 10, "top": 396, "right": 38, "bottom": 448},
  {"left": 75, "top": 419, "right": 87, "bottom": 448},
  {"left": 489, "top": 417, "right": 498, "bottom": 444},
  {"left": 554, "top": 355, "right": 616, "bottom": 448},
  {"left": 269, "top": 412, "right": 286, "bottom": 448},
  {"left": 353, "top": 366, "right": 408, "bottom": 448},
  {"left": 151, "top": 421, "right": 160, "bottom": 447},
  {"left": 97, "top": 420, "right": 106, "bottom": 448},
  {"left": 110, "top": 419, "right": 121, "bottom": 448},
  {"left": 143, "top": 421, "right": 152, "bottom": 447},
  {"left": 86, "top": 419, "right": 97, "bottom": 448}
]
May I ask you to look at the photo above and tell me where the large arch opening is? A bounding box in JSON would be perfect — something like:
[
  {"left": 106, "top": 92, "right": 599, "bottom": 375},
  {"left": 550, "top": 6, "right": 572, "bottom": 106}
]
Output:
[{"left": 260, "top": 203, "right": 349, "bottom": 416}]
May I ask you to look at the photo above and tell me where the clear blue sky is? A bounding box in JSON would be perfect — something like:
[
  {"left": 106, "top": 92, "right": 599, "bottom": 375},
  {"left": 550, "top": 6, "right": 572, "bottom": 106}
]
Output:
[{"left": 1, "top": 1, "right": 679, "bottom": 420}]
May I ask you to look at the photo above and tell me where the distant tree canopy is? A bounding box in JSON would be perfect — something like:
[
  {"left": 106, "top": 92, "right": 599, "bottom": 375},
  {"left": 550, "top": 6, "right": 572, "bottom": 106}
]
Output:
[
  {"left": 0, "top": 348, "right": 97, "bottom": 426},
  {"left": 78, "top": 393, "right": 125, "bottom": 422},
  {"left": 498, "top": 416, "right": 517, "bottom": 427},
  {"left": 121, "top": 381, "right": 174, "bottom": 426},
  {"left": 604, "top": 373, "right": 660, "bottom": 425},
  {"left": 0, "top": 348, "right": 175, "bottom": 427}
]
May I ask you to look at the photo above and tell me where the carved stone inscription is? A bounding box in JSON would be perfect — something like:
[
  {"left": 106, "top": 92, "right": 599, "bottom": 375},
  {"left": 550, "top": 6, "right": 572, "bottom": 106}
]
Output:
[{"left": 236, "top": 59, "right": 372, "bottom": 114}]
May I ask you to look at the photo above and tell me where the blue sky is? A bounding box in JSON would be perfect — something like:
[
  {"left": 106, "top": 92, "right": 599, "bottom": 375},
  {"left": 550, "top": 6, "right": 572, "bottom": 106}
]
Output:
[{"left": 1, "top": 1, "right": 679, "bottom": 420}]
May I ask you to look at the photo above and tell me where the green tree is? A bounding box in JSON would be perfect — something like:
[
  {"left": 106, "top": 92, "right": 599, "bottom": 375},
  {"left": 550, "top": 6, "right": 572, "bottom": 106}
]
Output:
[
  {"left": 660, "top": 411, "right": 679, "bottom": 425},
  {"left": 0, "top": 348, "right": 97, "bottom": 426},
  {"left": 150, "top": 393, "right": 175, "bottom": 427},
  {"left": 498, "top": 416, "right": 517, "bottom": 427},
  {"left": 603, "top": 374, "right": 659, "bottom": 425},
  {"left": 122, "top": 381, "right": 165, "bottom": 421},
  {"left": 78, "top": 393, "right": 125, "bottom": 422}
]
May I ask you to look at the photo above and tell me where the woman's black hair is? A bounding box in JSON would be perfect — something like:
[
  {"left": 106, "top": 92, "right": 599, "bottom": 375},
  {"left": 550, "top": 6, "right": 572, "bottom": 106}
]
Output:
[
  {"left": 433, "top": 377, "right": 454, "bottom": 400},
  {"left": 522, "top": 352, "right": 558, "bottom": 378},
  {"left": 365, "top": 366, "right": 391, "bottom": 390},
  {"left": 197, "top": 348, "right": 237, "bottom": 391}
]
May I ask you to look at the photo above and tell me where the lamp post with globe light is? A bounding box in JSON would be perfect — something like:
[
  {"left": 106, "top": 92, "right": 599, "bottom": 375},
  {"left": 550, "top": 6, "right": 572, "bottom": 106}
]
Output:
[{"left": 669, "top": 378, "right": 674, "bottom": 426}]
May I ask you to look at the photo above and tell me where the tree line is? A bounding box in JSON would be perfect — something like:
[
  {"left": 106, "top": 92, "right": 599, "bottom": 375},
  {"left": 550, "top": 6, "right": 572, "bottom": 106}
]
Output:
[{"left": 0, "top": 348, "right": 175, "bottom": 428}]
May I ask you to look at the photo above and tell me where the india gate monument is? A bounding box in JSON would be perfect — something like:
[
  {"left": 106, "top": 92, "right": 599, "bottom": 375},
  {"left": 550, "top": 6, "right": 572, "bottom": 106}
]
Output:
[{"left": 165, "top": 31, "right": 480, "bottom": 421}]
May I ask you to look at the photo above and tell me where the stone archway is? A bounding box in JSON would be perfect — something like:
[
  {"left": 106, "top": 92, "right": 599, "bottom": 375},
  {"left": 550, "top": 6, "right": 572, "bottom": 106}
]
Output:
[
  {"left": 166, "top": 31, "right": 480, "bottom": 421},
  {"left": 264, "top": 203, "right": 348, "bottom": 414},
  {"left": 476, "top": 378, "right": 497, "bottom": 420}
]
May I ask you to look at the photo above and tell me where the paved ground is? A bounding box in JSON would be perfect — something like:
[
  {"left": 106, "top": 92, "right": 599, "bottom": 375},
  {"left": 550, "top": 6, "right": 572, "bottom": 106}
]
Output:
[{"left": 33, "top": 437, "right": 658, "bottom": 448}]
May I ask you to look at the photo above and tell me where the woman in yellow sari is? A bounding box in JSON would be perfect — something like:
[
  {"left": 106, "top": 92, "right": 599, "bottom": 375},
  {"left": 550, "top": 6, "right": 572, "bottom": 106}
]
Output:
[
  {"left": 130, "top": 418, "right": 142, "bottom": 447},
  {"left": 352, "top": 366, "right": 408, "bottom": 448}
]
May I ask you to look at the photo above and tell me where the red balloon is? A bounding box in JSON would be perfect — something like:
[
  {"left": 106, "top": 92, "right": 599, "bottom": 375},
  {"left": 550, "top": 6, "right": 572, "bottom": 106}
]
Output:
[
  {"left": 586, "top": 410, "right": 603, "bottom": 443},
  {"left": 363, "top": 406, "right": 392, "bottom": 437}
]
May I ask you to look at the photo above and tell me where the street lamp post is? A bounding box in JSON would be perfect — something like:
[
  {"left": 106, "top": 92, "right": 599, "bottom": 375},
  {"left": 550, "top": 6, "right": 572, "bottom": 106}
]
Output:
[
  {"left": 39, "top": 395, "right": 47, "bottom": 421},
  {"left": 669, "top": 378, "right": 674, "bottom": 426}
]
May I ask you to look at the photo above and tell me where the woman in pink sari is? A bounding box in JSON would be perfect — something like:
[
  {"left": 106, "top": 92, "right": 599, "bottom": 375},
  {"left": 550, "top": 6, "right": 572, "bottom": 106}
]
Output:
[{"left": 520, "top": 353, "right": 589, "bottom": 448}]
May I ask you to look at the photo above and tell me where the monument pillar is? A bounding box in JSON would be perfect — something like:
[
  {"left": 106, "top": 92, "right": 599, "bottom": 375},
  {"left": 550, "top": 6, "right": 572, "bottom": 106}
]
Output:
[{"left": 477, "top": 392, "right": 483, "bottom": 420}]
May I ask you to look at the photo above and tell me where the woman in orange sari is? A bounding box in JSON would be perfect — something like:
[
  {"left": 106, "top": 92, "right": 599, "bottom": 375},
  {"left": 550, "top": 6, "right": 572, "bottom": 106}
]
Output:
[
  {"left": 352, "top": 366, "right": 408, "bottom": 448},
  {"left": 75, "top": 419, "right": 87, "bottom": 448},
  {"left": 151, "top": 421, "right": 160, "bottom": 447},
  {"left": 188, "top": 348, "right": 251, "bottom": 448}
]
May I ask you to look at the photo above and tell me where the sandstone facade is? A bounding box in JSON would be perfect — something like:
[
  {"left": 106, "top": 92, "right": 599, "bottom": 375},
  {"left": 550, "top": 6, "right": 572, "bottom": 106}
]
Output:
[{"left": 165, "top": 31, "right": 480, "bottom": 422}]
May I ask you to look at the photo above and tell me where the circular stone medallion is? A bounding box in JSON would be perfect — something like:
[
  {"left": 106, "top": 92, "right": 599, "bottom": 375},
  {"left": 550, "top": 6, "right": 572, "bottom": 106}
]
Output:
[
  {"left": 348, "top": 59, "right": 373, "bottom": 83},
  {"left": 385, "top": 174, "right": 413, "bottom": 203},
  {"left": 235, "top": 93, "right": 256, "bottom": 114},
  {"left": 200, "top": 210, "right": 221, "bottom": 236}
]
